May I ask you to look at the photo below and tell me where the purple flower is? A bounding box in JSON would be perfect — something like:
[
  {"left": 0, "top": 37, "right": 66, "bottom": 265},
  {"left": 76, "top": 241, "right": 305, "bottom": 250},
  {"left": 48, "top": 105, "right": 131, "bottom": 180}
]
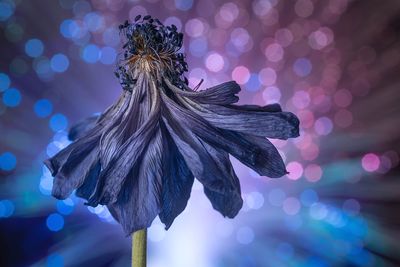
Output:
[{"left": 44, "top": 16, "right": 299, "bottom": 235}]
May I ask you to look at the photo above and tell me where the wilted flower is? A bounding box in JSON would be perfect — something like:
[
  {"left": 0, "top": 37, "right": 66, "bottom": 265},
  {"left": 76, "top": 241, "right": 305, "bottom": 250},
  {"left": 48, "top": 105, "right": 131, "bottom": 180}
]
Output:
[{"left": 44, "top": 15, "right": 299, "bottom": 235}]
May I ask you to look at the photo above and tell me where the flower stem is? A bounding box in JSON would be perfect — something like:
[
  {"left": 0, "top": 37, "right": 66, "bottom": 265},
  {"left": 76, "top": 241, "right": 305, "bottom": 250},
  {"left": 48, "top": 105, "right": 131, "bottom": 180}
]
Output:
[{"left": 132, "top": 229, "right": 147, "bottom": 267}]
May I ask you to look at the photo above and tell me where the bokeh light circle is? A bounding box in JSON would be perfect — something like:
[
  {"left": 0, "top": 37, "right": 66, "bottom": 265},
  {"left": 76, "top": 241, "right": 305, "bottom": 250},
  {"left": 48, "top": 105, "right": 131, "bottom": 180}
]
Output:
[
  {"left": 2, "top": 88, "right": 21, "bottom": 107},
  {"left": 286, "top": 161, "right": 303, "bottom": 180},
  {"left": 49, "top": 114, "right": 68, "bottom": 132},
  {"left": 205, "top": 52, "right": 224, "bottom": 72},
  {"left": 0, "top": 152, "right": 17, "bottom": 171},
  {"left": 361, "top": 153, "right": 380, "bottom": 172},
  {"left": 236, "top": 226, "right": 255, "bottom": 245},
  {"left": 0, "top": 73, "right": 11, "bottom": 92},
  {"left": 34, "top": 99, "right": 53, "bottom": 118},
  {"left": 25, "top": 38, "right": 44, "bottom": 58},
  {"left": 46, "top": 213, "right": 65, "bottom": 232},
  {"left": 50, "top": 54, "right": 70, "bottom": 73}
]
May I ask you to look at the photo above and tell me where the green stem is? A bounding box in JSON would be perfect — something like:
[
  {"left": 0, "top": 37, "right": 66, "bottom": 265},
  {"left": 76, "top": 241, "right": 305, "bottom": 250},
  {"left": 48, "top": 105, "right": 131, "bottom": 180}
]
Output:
[{"left": 132, "top": 229, "right": 147, "bottom": 267}]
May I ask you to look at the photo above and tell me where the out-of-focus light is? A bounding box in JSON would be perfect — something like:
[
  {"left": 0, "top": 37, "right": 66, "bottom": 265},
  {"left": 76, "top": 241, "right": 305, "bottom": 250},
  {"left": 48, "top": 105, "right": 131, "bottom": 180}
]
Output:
[
  {"left": 0, "top": 1, "right": 15, "bottom": 21},
  {"left": 295, "top": 0, "right": 314, "bottom": 18},
  {"left": 275, "top": 28, "right": 293, "bottom": 47},
  {"left": 2, "top": 88, "right": 21, "bottom": 107},
  {"left": 5, "top": 23, "right": 24, "bottom": 43},
  {"left": 286, "top": 161, "right": 303, "bottom": 180},
  {"left": 189, "top": 37, "right": 208, "bottom": 57},
  {"left": 0, "top": 200, "right": 15, "bottom": 217},
  {"left": 297, "top": 110, "right": 314, "bottom": 129},
  {"left": 34, "top": 99, "right": 53, "bottom": 118},
  {"left": 47, "top": 253, "right": 64, "bottom": 267},
  {"left": 231, "top": 66, "right": 250, "bottom": 85},
  {"left": 304, "top": 164, "right": 323, "bottom": 182},
  {"left": 361, "top": 153, "right": 380, "bottom": 172},
  {"left": 175, "top": 0, "right": 193, "bottom": 11},
  {"left": 268, "top": 188, "right": 286, "bottom": 206},
  {"left": 49, "top": 114, "right": 68, "bottom": 132},
  {"left": 301, "top": 143, "right": 320, "bottom": 161},
  {"left": 293, "top": 58, "right": 312, "bottom": 77},
  {"left": 10, "top": 57, "right": 29, "bottom": 76},
  {"left": 102, "top": 27, "right": 120, "bottom": 47},
  {"left": 236, "top": 226, "right": 254, "bottom": 245},
  {"left": 46, "top": 213, "right": 64, "bottom": 231},
  {"left": 245, "top": 73, "right": 261, "bottom": 92},
  {"left": 33, "top": 57, "right": 54, "bottom": 80},
  {"left": 50, "top": 54, "right": 70, "bottom": 73},
  {"left": 60, "top": 19, "right": 76, "bottom": 39},
  {"left": 230, "top": 28, "right": 252, "bottom": 52},
  {"left": 56, "top": 199, "right": 74, "bottom": 215},
  {"left": 25, "top": 39, "right": 44, "bottom": 58},
  {"left": 264, "top": 43, "right": 284, "bottom": 62},
  {"left": 84, "top": 12, "right": 104, "bottom": 32},
  {"left": 283, "top": 197, "right": 301, "bottom": 215},
  {"left": 246, "top": 192, "right": 264, "bottom": 210},
  {"left": 300, "top": 189, "right": 319, "bottom": 207},
  {"left": 0, "top": 73, "right": 11, "bottom": 92},
  {"left": 314, "top": 117, "right": 333, "bottom": 136},
  {"left": 310, "top": 202, "right": 328, "bottom": 220},
  {"left": 252, "top": 0, "right": 272, "bottom": 17},
  {"left": 82, "top": 44, "right": 100, "bottom": 63},
  {"left": 205, "top": 52, "right": 224, "bottom": 72},
  {"left": 39, "top": 175, "right": 53, "bottom": 195},
  {"left": 219, "top": 2, "right": 239, "bottom": 24},
  {"left": 73, "top": 0, "right": 91, "bottom": 16},
  {"left": 262, "top": 86, "right": 281, "bottom": 104},
  {"left": 164, "top": 16, "right": 182, "bottom": 31},
  {"left": 309, "top": 28, "right": 334, "bottom": 50},
  {"left": 47, "top": 139, "right": 69, "bottom": 157},
  {"left": 185, "top": 19, "right": 206, "bottom": 38},
  {"left": 100, "top": 47, "right": 117, "bottom": 65},
  {"left": 334, "top": 89, "right": 352, "bottom": 107},
  {"left": 292, "top": 90, "right": 311, "bottom": 109},
  {"left": 259, "top": 68, "right": 277, "bottom": 86}
]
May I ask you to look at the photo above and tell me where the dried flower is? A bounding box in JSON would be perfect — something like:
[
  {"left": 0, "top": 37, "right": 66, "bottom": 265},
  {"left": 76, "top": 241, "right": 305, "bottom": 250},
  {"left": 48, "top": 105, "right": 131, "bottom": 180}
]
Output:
[{"left": 44, "top": 16, "right": 299, "bottom": 235}]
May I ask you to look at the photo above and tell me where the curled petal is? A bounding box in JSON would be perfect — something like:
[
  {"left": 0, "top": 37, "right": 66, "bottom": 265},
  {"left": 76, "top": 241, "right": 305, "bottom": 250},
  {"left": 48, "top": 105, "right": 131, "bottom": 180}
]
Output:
[
  {"left": 169, "top": 89, "right": 299, "bottom": 140},
  {"left": 164, "top": 79, "right": 240, "bottom": 105}
]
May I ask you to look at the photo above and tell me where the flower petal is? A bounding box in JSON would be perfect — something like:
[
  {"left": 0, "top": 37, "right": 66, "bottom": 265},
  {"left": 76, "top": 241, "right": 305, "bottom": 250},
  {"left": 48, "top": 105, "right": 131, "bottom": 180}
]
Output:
[
  {"left": 161, "top": 87, "right": 288, "bottom": 178},
  {"left": 159, "top": 125, "right": 195, "bottom": 229},
  {"left": 164, "top": 79, "right": 240, "bottom": 105},
  {"left": 173, "top": 92, "right": 299, "bottom": 140},
  {"left": 199, "top": 141, "right": 243, "bottom": 218},
  {"left": 52, "top": 146, "right": 100, "bottom": 199},
  {"left": 161, "top": 92, "right": 243, "bottom": 218},
  {"left": 106, "top": 127, "right": 164, "bottom": 235},
  {"left": 87, "top": 74, "right": 161, "bottom": 206},
  {"left": 222, "top": 131, "right": 287, "bottom": 178}
]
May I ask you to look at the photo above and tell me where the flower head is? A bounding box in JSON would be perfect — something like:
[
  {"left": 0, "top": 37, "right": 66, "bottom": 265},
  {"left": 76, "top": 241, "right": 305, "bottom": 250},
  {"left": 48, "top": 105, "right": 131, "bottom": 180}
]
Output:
[
  {"left": 44, "top": 16, "right": 300, "bottom": 235},
  {"left": 115, "top": 15, "right": 188, "bottom": 91}
]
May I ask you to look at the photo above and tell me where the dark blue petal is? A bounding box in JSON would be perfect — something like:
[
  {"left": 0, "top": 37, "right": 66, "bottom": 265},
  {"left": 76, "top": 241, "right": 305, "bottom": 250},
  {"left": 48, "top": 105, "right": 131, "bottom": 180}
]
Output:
[
  {"left": 159, "top": 124, "right": 194, "bottom": 229},
  {"left": 107, "top": 127, "right": 164, "bottom": 235}
]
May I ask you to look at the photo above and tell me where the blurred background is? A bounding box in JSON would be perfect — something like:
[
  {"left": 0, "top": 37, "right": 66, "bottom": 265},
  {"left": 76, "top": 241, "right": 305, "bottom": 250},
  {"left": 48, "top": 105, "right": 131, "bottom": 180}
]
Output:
[{"left": 1, "top": 0, "right": 400, "bottom": 266}]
